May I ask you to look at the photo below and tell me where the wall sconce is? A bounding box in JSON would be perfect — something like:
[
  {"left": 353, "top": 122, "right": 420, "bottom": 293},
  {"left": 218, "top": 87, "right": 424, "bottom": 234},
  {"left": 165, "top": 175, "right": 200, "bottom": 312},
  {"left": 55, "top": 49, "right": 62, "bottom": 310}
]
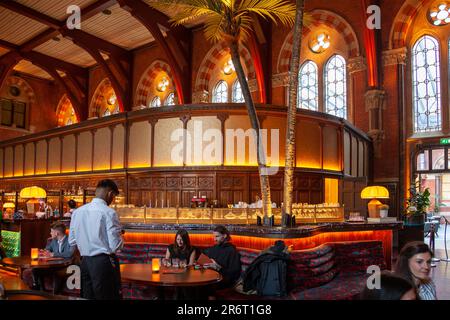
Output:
[
  {"left": 157, "top": 77, "right": 169, "bottom": 92},
  {"left": 429, "top": 3, "right": 450, "bottom": 25},
  {"left": 309, "top": 33, "right": 331, "bottom": 53},
  {"left": 223, "top": 59, "right": 235, "bottom": 75}
]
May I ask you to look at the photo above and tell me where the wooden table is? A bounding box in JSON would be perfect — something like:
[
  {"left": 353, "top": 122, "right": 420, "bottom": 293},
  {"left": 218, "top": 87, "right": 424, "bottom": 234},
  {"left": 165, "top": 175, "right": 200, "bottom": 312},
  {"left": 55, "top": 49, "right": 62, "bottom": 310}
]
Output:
[
  {"left": 1, "top": 256, "right": 73, "bottom": 277},
  {"left": 120, "top": 264, "right": 222, "bottom": 299}
]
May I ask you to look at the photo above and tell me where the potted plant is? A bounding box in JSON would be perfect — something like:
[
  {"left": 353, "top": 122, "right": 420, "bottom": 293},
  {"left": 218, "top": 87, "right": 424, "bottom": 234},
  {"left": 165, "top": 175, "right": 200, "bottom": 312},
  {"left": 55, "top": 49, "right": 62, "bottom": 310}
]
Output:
[
  {"left": 404, "top": 184, "right": 430, "bottom": 226},
  {"left": 379, "top": 204, "right": 389, "bottom": 218}
]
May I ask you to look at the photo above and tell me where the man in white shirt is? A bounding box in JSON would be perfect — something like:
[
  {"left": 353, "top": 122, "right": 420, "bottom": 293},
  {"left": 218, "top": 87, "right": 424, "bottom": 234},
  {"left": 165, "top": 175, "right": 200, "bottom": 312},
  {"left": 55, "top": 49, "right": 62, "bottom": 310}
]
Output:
[{"left": 69, "top": 179, "right": 123, "bottom": 300}]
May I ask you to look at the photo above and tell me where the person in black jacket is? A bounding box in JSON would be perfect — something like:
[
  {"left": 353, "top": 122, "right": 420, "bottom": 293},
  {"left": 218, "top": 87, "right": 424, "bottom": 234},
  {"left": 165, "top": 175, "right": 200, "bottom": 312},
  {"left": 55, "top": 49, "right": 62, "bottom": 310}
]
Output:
[{"left": 203, "top": 225, "right": 241, "bottom": 289}]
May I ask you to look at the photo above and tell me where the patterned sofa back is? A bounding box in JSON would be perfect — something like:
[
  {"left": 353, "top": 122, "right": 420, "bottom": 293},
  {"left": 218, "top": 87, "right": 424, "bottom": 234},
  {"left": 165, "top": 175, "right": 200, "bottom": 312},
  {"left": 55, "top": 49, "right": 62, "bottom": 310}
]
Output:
[{"left": 117, "top": 240, "right": 386, "bottom": 291}]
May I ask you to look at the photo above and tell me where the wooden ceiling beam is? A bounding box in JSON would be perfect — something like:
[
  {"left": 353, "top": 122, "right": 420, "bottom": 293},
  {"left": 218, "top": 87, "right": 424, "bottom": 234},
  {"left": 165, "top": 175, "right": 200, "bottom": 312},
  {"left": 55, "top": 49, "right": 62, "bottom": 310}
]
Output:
[
  {"left": 118, "top": 0, "right": 191, "bottom": 104},
  {"left": 0, "top": 0, "right": 60, "bottom": 29}
]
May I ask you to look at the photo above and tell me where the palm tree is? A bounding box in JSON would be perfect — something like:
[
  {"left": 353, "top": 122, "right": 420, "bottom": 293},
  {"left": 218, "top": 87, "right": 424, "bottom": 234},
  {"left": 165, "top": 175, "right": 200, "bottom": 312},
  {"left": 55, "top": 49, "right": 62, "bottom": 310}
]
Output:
[
  {"left": 151, "top": 0, "right": 296, "bottom": 222},
  {"left": 282, "top": 0, "right": 306, "bottom": 227}
]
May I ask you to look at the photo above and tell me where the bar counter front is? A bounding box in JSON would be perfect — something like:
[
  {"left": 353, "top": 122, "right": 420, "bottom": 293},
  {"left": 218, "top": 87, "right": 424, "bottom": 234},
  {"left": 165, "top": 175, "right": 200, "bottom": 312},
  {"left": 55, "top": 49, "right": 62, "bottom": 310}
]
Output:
[{"left": 121, "top": 220, "right": 403, "bottom": 269}]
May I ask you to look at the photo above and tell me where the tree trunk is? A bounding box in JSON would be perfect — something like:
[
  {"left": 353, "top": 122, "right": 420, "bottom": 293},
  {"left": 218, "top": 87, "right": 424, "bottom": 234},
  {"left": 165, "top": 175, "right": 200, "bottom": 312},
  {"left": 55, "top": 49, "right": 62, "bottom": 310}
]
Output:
[
  {"left": 283, "top": 0, "right": 305, "bottom": 227},
  {"left": 230, "top": 41, "right": 273, "bottom": 221}
]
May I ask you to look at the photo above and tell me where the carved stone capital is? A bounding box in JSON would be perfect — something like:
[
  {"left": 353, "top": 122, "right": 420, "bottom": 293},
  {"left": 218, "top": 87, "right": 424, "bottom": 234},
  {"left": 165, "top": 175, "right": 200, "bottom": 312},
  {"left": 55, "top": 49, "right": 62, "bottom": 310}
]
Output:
[
  {"left": 248, "top": 79, "right": 258, "bottom": 92},
  {"left": 272, "top": 72, "right": 289, "bottom": 87},
  {"left": 192, "top": 90, "right": 209, "bottom": 103},
  {"left": 347, "top": 56, "right": 366, "bottom": 74},
  {"left": 365, "top": 89, "right": 387, "bottom": 111},
  {"left": 382, "top": 47, "right": 407, "bottom": 66}
]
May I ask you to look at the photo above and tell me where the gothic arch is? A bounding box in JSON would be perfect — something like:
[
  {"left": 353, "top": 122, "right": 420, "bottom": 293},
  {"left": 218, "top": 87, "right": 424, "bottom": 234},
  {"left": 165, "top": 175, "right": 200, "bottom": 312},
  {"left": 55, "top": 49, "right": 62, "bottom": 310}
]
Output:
[
  {"left": 193, "top": 42, "right": 256, "bottom": 102},
  {"left": 89, "top": 78, "right": 120, "bottom": 117},
  {"left": 56, "top": 94, "right": 78, "bottom": 127},
  {"left": 389, "top": 0, "right": 432, "bottom": 49},
  {"left": 134, "top": 60, "right": 174, "bottom": 108},
  {"left": 277, "top": 9, "right": 360, "bottom": 73}
]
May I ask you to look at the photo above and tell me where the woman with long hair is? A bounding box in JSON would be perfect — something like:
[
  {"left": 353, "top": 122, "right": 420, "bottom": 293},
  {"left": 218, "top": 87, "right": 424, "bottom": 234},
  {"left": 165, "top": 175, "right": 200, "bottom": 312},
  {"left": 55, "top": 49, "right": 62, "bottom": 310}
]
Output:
[
  {"left": 165, "top": 229, "right": 196, "bottom": 265},
  {"left": 394, "top": 241, "right": 437, "bottom": 300}
]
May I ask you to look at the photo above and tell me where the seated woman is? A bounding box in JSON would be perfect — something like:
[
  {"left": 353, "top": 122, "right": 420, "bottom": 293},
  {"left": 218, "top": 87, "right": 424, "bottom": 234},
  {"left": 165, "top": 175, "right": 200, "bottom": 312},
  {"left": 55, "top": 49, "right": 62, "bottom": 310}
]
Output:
[
  {"left": 165, "top": 229, "right": 196, "bottom": 265},
  {"left": 360, "top": 271, "right": 417, "bottom": 300},
  {"left": 394, "top": 241, "right": 437, "bottom": 300}
]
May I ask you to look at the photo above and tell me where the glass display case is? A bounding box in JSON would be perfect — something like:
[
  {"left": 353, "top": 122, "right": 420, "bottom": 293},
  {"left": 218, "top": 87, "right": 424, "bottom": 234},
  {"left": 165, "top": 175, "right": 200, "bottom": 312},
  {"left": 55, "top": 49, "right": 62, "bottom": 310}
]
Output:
[
  {"left": 115, "top": 206, "right": 285, "bottom": 225},
  {"left": 46, "top": 190, "right": 62, "bottom": 215},
  {"left": 292, "top": 203, "right": 344, "bottom": 223}
]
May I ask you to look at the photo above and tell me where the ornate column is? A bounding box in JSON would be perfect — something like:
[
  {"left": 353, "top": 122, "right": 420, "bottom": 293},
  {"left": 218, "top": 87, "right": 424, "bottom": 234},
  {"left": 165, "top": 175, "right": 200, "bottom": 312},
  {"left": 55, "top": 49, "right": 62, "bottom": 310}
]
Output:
[
  {"left": 347, "top": 56, "right": 367, "bottom": 125},
  {"left": 365, "top": 89, "right": 387, "bottom": 158},
  {"left": 192, "top": 90, "right": 209, "bottom": 103}
]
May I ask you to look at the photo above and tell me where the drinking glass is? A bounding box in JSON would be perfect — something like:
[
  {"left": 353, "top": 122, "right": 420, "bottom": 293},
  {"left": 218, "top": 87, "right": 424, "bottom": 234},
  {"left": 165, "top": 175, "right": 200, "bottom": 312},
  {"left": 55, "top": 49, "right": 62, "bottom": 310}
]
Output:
[
  {"left": 179, "top": 259, "right": 187, "bottom": 268},
  {"left": 172, "top": 258, "right": 179, "bottom": 268}
]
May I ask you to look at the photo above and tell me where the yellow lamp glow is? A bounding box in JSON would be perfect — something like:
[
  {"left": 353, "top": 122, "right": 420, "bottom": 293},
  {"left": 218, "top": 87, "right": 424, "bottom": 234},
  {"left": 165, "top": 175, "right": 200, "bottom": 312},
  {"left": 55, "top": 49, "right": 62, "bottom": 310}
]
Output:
[
  {"left": 20, "top": 186, "right": 46, "bottom": 214},
  {"left": 152, "top": 258, "right": 160, "bottom": 273},
  {"left": 20, "top": 186, "right": 47, "bottom": 199},
  {"left": 31, "top": 248, "right": 39, "bottom": 260},
  {"left": 3, "top": 202, "right": 15, "bottom": 209},
  {"left": 361, "top": 186, "right": 389, "bottom": 218}
]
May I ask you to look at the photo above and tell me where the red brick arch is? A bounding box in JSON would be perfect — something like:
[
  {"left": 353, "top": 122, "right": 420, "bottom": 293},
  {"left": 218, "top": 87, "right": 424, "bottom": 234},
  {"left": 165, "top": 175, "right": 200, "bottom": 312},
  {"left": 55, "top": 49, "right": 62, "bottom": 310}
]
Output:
[
  {"left": 90, "top": 78, "right": 120, "bottom": 117},
  {"left": 5, "top": 76, "right": 36, "bottom": 104},
  {"left": 194, "top": 42, "right": 256, "bottom": 98},
  {"left": 389, "top": 0, "right": 432, "bottom": 49},
  {"left": 56, "top": 94, "right": 79, "bottom": 127},
  {"left": 134, "top": 60, "right": 174, "bottom": 108},
  {"left": 277, "top": 10, "right": 360, "bottom": 73}
]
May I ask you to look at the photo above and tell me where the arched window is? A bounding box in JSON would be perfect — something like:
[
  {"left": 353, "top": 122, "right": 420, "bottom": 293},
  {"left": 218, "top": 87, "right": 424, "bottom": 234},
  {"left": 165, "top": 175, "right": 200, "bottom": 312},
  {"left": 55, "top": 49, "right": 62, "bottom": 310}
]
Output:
[
  {"left": 298, "top": 61, "right": 318, "bottom": 110},
  {"left": 165, "top": 93, "right": 175, "bottom": 106},
  {"left": 232, "top": 80, "right": 244, "bottom": 103},
  {"left": 103, "top": 109, "right": 111, "bottom": 117},
  {"left": 324, "top": 55, "right": 347, "bottom": 119},
  {"left": 412, "top": 35, "right": 441, "bottom": 133},
  {"left": 212, "top": 81, "right": 228, "bottom": 103},
  {"left": 150, "top": 96, "right": 161, "bottom": 108},
  {"left": 66, "top": 118, "right": 73, "bottom": 126}
]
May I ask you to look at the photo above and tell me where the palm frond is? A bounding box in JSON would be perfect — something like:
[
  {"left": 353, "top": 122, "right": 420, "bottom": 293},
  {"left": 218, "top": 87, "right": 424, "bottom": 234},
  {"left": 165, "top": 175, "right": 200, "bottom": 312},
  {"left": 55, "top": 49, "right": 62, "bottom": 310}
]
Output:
[
  {"left": 237, "top": 0, "right": 296, "bottom": 27},
  {"left": 203, "top": 13, "right": 227, "bottom": 42}
]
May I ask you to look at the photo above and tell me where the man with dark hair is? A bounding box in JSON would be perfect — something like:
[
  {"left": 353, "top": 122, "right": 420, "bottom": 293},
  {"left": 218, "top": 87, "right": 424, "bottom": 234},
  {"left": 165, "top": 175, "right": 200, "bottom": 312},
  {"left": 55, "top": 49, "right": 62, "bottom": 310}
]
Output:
[
  {"left": 64, "top": 199, "right": 77, "bottom": 218},
  {"left": 69, "top": 179, "right": 123, "bottom": 300},
  {"left": 32, "top": 222, "right": 75, "bottom": 291},
  {"left": 203, "top": 225, "right": 241, "bottom": 289}
]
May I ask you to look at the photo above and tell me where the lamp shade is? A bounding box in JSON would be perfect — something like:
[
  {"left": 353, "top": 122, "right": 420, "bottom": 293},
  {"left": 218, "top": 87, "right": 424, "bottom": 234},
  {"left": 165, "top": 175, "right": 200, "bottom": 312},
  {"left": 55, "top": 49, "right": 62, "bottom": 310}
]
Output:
[
  {"left": 361, "top": 186, "right": 389, "bottom": 199},
  {"left": 2, "top": 202, "right": 15, "bottom": 208},
  {"left": 19, "top": 186, "right": 46, "bottom": 199}
]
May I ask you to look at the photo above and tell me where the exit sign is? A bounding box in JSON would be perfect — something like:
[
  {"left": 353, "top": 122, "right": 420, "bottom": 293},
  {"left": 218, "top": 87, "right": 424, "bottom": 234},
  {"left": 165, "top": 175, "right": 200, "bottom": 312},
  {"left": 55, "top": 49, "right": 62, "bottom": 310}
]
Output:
[{"left": 441, "top": 138, "right": 450, "bottom": 145}]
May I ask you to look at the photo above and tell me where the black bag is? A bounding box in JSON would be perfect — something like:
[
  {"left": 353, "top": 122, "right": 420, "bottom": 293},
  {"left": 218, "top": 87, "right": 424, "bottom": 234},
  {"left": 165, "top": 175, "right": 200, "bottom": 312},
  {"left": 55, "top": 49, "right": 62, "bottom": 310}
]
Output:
[{"left": 242, "top": 240, "right": 290, "bottom": 297}]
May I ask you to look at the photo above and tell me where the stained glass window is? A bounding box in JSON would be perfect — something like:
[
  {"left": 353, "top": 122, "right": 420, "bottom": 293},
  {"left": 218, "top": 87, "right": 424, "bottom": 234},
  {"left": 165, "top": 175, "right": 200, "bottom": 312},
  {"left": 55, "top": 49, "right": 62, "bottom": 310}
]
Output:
[
  {"left": 412, "top": 35, "right": 441, "bottom": 132},
  {"left": 298, "top": 61, "right": 318, "bottom": 110},
  {"left": 212, "top": 81, "right": 228, "bottom": 103},
  {"left": 324, "top": 55, "right": 347, "bottom": 119},
  {"left": 232, "top": 80, "right": 244, "bottom": 103},
  {"left": 103, "top": 109, "right": 111, "bottom": 117}
]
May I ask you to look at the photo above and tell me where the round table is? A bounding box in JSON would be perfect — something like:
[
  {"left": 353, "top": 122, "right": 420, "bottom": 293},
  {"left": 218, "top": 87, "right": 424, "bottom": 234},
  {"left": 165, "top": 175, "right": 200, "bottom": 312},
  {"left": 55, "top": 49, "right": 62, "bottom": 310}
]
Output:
[
  {"left": 120, "top": 264, "right": 222, "bottom": 299},
  {"left": 1, "top": 256, "right": 73, "bottom": 277}
]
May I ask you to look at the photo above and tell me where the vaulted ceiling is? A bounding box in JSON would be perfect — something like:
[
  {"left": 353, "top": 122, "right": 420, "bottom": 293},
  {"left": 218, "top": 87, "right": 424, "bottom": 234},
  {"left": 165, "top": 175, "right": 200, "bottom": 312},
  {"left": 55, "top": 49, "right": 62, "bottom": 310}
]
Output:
[{"left": 0, "top": 0, "right": 199, "bottom": 118}]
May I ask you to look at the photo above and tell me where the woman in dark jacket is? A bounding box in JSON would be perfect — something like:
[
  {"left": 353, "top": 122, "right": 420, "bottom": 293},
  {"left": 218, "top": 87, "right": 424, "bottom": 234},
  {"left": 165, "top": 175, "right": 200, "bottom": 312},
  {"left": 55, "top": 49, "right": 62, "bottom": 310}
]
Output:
[{"left": 165, "top": 229, "right": 196, "bottom": 265}]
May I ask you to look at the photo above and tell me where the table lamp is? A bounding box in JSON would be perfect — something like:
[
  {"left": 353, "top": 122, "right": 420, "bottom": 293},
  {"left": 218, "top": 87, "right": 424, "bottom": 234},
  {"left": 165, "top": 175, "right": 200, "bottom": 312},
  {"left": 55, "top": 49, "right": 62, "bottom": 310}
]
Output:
[
  {"left": 19, "top": 186, "right": 47, "bottom": 214},
  {"left": 2, "top": 202, "right": 15, "bottom": 219},
  {"left": 361, "top": 186, "right": 389, "bottom": 218}
]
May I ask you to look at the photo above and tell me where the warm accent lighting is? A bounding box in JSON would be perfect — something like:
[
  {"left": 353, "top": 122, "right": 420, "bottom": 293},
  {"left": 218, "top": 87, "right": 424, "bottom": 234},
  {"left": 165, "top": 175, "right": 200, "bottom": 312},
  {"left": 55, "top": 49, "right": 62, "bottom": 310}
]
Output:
[
  {"left": 3, "top": 202, "right": 15, "bottom": 209},
  {"left": 156, "top": 77, "right": 169, "bottom": 92},
  {"left": 20, "top": 186, "right": 47, "bottom": 199},
  {"left": 361, "top": 186, "right": 389, "bottom": 218},
  {"left": 152, "top": 258, "right": 160, "bottom": 272},
  {"left": 20, "top": 186, "right": 47, "bottom": 214},
  {"left": 31, "top": 248, "right": 39, "bottom": 260},
  {"left": 309, "top": 33, "right": 331, "bottom": 53},
  {"left": 223, "top": 59, "right": 235, "bottom": 75},
  {"left": 429, "top": 3, "right": 450, "bottom": 25},
  {"left": 107, "top": 94, "right": 117, "bottom": 105}
]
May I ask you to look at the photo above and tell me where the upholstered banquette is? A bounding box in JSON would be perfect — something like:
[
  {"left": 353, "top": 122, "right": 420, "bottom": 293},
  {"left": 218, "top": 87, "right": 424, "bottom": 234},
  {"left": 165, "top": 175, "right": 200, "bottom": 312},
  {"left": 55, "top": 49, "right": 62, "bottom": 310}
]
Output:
[{"left": 20, "top": 240, "right": 386, "bottom": 300}]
